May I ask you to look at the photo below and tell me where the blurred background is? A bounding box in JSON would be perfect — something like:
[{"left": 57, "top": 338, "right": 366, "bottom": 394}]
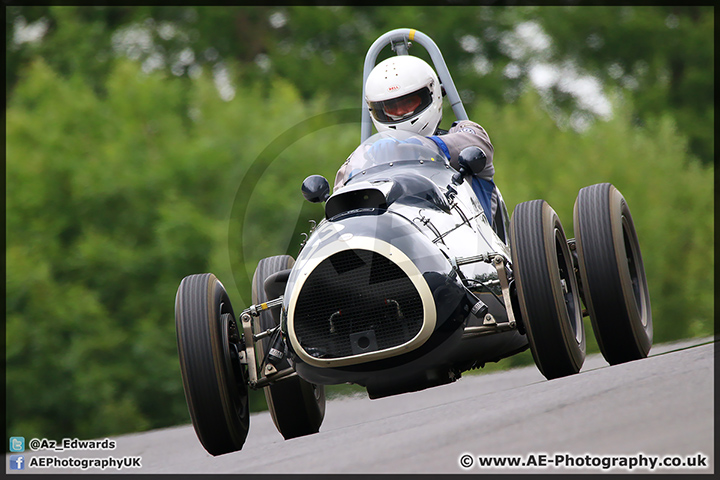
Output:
[{"left": 6, "top": 6, "right": 714, "bottom": 443}]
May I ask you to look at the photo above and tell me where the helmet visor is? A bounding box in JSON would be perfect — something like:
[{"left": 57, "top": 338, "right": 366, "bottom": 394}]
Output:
[{"left": 369, "top": 87, "right": 433, "bottom": 124}]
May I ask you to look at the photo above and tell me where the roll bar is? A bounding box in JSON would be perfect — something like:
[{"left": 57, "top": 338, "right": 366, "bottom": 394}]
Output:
[{"left": 361, "top": 28, "right": 468, "bottom": 142}]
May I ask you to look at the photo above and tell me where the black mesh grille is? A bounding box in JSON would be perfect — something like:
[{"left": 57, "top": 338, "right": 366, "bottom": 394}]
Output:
[{"left": 293, "top": 249, "right": 424, "bottom": 359}]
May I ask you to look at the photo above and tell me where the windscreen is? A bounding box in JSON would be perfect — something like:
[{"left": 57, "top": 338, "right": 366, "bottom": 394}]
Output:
[{"left": 338, "top": 131, "right": 447, "bottom": 185}]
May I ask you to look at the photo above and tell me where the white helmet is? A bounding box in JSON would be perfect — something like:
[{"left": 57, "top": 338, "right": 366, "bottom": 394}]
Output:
[{"left": 365, "top": 55, "right": 443, "bottom": 136}]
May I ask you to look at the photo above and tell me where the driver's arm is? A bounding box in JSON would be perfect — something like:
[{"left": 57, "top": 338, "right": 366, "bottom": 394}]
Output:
[{"left": 429, "top": 120, "right": 495, "bottom": 180}]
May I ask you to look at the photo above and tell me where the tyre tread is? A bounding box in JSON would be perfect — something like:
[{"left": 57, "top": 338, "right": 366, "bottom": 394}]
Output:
[
  {"left": 176, "top": 274, "right": 248, "bottom": 455},
  {"left": 575, "top": 183, "right": 652, "bottom": 364},
  {"left": 511, "top": 200, "right": 585, "bottom": 379}
]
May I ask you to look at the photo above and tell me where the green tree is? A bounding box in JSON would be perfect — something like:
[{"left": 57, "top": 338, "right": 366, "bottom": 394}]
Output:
[
  {"left": 527, "top": 6, "right": 714, "bottom": 164},
  {"left": 6, "top": 6, "right": 713, "bottom": 162},
  {"left": 5, "top": 58, "right": 354, "bottom": 440},
  {"left": 483, "top": 91, "right": 713, "bottom": 342}
]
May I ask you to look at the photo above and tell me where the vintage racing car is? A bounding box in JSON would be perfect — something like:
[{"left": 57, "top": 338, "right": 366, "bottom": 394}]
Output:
[{"left": 174, "top": 28, "right": 653, "bottom": 456}]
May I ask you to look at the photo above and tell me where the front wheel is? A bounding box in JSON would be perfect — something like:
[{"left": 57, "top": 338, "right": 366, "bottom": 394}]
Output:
[
  {"left": 175, "top": 273, "right": 250, "bottom": 456},
  {"left": 252, "top": 255, "right": 325, "bottom": 440},
  {"left": 573, "top": 183, "right": 652, "bottom": 365},
  {"left": 510, "top": 200, "right": 586, "bottom": 380}
]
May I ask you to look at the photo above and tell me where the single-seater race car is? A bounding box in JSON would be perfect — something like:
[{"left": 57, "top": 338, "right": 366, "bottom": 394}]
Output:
[{"left": 174, "top": 28, "right": 653, "bottom": 456}]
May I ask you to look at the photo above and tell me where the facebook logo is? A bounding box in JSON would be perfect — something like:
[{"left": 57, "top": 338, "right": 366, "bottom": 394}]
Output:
[{"left": 9, "top": 455, "right": 25, "bottom": 470}]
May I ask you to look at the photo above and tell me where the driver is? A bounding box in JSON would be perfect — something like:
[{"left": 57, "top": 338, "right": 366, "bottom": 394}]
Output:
[{"left": 335, "top": 55, "right": 498, "bottom": 224}]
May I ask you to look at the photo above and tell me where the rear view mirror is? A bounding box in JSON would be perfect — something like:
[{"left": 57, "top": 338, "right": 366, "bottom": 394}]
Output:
[
  {"left": 452, "top": 146, "right": 487, "bottom": 185},
  {"left": 301, "top": 175, "right": 330, "bottom": 203},
  {"left": 458, "top": 146, "right": 487, "bottom": 175}
]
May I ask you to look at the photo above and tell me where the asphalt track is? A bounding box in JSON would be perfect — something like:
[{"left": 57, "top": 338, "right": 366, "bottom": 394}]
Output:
[{"left": 7, "top": 336, "right": 715, "bottom": 475}]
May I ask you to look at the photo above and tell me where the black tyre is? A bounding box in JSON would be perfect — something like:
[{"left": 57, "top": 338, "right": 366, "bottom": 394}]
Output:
[
  {"left": 175, "top": 274, "right": 249, "bottom": 456},
  {"left": 573, "top": 183, "right": 652, "bottom": 365},
  {"left": 510, "top": 200, "right": 586, "bottom": 379},
  {"left": 252, "top": 255, "right": 325, "bottom": 440}
]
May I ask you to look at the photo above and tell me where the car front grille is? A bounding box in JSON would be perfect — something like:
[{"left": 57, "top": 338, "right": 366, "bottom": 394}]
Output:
[{"left": 292, "top": 249, "right": 424, "bottom": 359}]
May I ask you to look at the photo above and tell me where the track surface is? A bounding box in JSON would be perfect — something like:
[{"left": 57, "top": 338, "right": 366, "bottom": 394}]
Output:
[{"left": 7, "top": 337, "right": 715, "bottom": 474}]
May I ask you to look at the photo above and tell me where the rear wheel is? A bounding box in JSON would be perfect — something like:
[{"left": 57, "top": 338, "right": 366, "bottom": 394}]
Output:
[
  {"left": 510, "top": 200, "right": 586, "bottom": 379},
  {"left": 175, "top": 274, "right": 249, "bottom": 456},
  {"left": 574, "top": 183, "right": 652, "bottom": 364},
  {"left": 252, "top": 255, "right": 325, "bottom": 440}
]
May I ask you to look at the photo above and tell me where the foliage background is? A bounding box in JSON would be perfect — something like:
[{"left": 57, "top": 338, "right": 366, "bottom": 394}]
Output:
[{"left": 5, "top": 6, "right": 714, "bottom": 443}]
